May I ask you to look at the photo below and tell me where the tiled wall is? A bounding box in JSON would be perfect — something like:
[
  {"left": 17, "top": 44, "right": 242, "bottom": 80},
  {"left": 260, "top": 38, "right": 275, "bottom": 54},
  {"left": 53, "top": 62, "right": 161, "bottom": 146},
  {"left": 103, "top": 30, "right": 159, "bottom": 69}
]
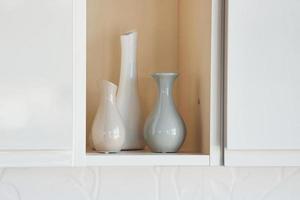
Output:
[{"left": 0, "top": 167, "right": 299, "bottom": 200}]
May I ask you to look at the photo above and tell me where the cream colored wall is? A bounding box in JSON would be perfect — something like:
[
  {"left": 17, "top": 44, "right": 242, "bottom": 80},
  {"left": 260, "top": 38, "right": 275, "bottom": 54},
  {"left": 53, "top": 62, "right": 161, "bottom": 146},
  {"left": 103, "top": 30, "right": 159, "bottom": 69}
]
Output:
[
  {"left": 87, "top": 0, "right": 211, "bottom": 153},
  {"left": 178, "top": 0, "right": 211, "bottom": 153},
  {"left": 87, "top": 0, "right": 179, "bottom": 149}
]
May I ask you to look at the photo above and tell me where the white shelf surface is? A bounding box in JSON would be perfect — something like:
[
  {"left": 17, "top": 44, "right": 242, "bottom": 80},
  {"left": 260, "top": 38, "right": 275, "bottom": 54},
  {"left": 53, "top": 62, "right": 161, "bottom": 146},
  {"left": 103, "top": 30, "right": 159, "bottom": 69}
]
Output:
[{"left": 86, "top": 151, "right": 210, "bottom": 166}]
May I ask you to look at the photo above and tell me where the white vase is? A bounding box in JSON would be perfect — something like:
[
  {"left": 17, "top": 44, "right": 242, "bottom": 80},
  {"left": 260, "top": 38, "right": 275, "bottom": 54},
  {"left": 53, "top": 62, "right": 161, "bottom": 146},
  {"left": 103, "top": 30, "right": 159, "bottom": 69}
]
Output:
[
  {"left": 117, "top": 31, "right": 144, "bottom": 150},
  {"left": 92, "top": 80, "right": 125, "bottom": 153}
]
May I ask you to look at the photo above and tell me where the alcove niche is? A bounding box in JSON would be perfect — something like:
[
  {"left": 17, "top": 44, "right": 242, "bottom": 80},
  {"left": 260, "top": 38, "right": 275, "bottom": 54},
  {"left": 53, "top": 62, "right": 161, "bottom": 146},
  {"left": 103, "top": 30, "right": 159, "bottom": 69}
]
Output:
[{"left": 86, "top": 0, "right": 213, "bottom": 165}]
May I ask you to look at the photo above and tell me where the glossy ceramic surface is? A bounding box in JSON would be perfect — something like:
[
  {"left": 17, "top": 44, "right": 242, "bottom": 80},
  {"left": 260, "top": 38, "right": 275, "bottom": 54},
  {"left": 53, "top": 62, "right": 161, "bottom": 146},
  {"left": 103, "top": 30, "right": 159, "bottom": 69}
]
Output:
[
  {"left": 144, "top": 73, "right": 186, "bottom": 153},
  {"left": 92, "top": 80, "right": 125, "bottom": 153},
  {"left": 117, "top": 31, "right": 144, "bottom": 150}
]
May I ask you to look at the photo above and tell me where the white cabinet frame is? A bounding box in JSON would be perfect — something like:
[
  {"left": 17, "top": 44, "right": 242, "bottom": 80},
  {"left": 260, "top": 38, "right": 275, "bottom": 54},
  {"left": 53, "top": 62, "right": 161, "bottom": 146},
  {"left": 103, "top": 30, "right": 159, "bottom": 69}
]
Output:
[
  {"left": 224, "top": 0, "right": 300, "bottom": 167},
  {"left": 0, "top": 0, "right": 224, "bottom": 167},
  {"left": 72, "top": 0, "right": 87, "bottom": 167},
  {"left": 0, "top": 0, "right": 77, "bottom": 167},
  {"left": 72, "top": 0, "right": 225, "bottom": 167}
]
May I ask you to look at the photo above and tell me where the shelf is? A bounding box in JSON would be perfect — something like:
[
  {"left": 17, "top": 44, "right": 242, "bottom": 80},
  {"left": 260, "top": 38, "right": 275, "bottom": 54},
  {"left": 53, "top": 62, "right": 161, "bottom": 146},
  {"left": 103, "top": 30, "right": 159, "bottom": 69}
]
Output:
[
  {"left": 86, "top": 0, "right": 212, "bottom": 156},
  {"left": 0, "top": 0, "right": 223, "bottom": 167},
  {"left": 86, "top": 151, "right": 209, "bottom": 166},
  {"left": 81, "top": 0, "right": 224, "bottom": 166}
]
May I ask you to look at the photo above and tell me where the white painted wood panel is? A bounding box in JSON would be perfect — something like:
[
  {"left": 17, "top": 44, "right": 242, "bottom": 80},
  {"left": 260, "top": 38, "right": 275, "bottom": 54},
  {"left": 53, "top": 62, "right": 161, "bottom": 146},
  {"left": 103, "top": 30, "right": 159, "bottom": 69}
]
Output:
[
  {"left": 0, "top": 150, "right": 72, "bottom": 167},
  {"left": 0, "top": 0, "right": 73, "bottom": 149},
  {"left": 86, "top": 152, "right": 209, "bottom": 166},
  {"left": 225, "top": 150, "right": 300, "bottom": 166},
  {"left": 72, "top": 0, "right": 87, "bottom": 166},
  {"left": 226, "top": 0, "right": 300, "bottom": 150},
  {"left": 210, "top": 0, "right": 224, "bottom": 165}
]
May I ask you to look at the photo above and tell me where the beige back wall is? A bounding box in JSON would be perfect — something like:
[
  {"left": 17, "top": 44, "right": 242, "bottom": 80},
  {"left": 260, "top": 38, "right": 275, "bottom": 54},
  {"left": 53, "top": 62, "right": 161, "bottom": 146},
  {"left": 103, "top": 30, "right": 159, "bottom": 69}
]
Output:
[
  {"left": 178, "top": 0, "right": 211, "bottom": 153},
  {"left": 87, "top": 0, "right": 179, "bottom": 149},
  {"left": 87, "top": 0, "right": 211, "bottom": 153}
]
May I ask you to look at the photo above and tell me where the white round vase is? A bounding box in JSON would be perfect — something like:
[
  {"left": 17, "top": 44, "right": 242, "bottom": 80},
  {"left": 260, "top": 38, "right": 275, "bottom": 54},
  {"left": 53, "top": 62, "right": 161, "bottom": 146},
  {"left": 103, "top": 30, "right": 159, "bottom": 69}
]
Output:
[
  {"left": 117, "top": 31, "right": 144, "bottom": 150},
  {"left": 92, "top": 80, "right": 125, "bottom": 153}
]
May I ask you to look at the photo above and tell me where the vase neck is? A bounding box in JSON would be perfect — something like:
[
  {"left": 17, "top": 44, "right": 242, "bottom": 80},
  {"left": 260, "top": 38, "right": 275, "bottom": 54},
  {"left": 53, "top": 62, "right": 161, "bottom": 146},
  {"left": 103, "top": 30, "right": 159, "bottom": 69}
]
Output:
[
  {"left": 153, "top": 73, "right": 178, "bottom": 105},
  {"left": 120, "top": 32, "right": 137, "bottom": 80},
  {"left": 100, "top": 80, "right": 117, "bottom": 104}
]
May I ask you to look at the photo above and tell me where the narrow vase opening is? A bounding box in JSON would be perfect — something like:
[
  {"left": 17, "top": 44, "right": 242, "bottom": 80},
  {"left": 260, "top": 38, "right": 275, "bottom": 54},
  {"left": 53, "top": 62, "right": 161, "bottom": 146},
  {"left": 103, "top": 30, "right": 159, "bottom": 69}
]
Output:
[
  {"left": 121, "top": 31, "right": 137, "bottom": 36},
  {"left": 152, "top": 72, "right": 178, "bottom": 77},
  {"left": 101, "top": 80, "right": 118, "bottom": 102}
]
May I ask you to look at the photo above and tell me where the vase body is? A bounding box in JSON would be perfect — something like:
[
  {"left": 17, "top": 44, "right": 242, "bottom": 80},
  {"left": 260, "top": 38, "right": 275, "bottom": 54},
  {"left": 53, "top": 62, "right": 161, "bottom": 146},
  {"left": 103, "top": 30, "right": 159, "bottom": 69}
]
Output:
[
  {"left": 117, "top": 31, "right": 144, "bottom": 150},
  {"left": 144, "top": 73, "right": 186, "bottom": 153},
  {"left": 92, "top": 80, "right": 125, "bottom": 153}
]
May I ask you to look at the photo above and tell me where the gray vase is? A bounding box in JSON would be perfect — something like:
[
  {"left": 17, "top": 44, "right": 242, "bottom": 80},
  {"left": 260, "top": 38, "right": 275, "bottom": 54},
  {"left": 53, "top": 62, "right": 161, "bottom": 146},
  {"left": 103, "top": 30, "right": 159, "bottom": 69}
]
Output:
[{"left": 144, "top": 72, "right": 186, "bottom": 153}]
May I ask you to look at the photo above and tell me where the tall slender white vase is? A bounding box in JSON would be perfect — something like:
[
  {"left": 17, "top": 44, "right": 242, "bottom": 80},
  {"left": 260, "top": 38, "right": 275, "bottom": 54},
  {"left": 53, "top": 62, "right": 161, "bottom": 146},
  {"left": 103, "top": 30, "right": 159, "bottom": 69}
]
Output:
[
  {"left": 117, "top": 31, "right": 144, "bottom": 150},
  {"left": 92, "top": 80, "right": 125, "bottom": 153}
]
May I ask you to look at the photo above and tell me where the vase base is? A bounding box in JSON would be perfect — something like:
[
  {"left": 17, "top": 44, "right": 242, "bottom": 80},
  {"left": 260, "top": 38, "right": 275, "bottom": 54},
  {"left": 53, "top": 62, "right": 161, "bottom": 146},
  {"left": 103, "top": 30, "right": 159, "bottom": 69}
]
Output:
[
  {"left": 96, "top": 151, "right": 120, "bottom": 154},
  {"left": 121, "top": 148, "right": 144, "bottom": 151}
]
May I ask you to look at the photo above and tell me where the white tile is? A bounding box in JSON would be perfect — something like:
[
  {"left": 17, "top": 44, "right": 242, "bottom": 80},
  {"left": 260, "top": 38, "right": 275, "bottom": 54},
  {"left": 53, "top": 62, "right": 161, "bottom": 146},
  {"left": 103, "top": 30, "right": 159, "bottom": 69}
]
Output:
[{"left": 0, "top": 167, "right": 300, "bottom": 200}]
